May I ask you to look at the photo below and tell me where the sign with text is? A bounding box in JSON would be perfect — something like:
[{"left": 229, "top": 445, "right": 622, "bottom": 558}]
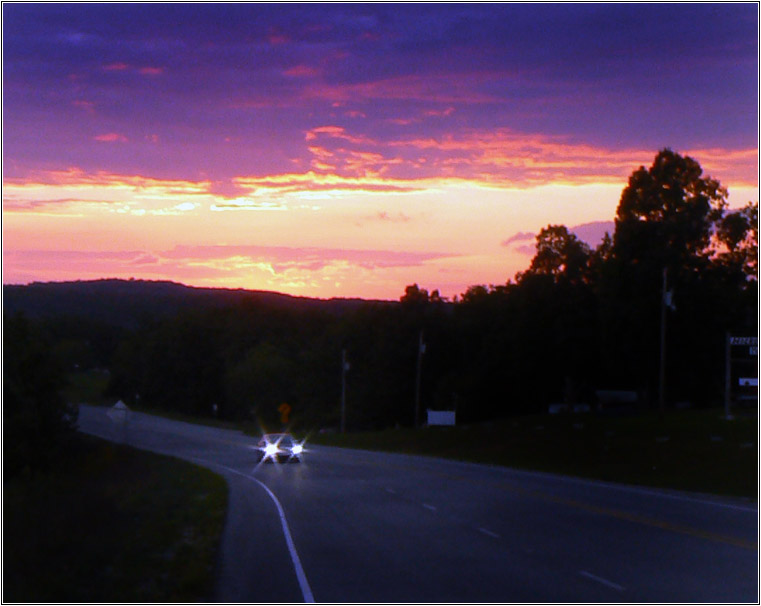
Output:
[{"left": 730, "top": 336, "right": 758, "bottom": 357}]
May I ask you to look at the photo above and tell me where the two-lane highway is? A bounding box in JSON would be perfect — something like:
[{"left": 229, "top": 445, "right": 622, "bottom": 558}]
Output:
[{"left": 78, "top": 405, "right": 758, "bottom": 602}]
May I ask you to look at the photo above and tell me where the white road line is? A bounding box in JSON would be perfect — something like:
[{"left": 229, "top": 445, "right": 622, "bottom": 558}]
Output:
[
  {"left": 478, "top": 527, "right": 500, "bottom": 538},
  {"left": 579, "top": 570, "right": 625, "bottom": 592},
  {"left": 191, "top": 458, "right": 315, "bottom": 603},
  {"left": 422, "top": 503, "right": 437, "bottom": 512}
]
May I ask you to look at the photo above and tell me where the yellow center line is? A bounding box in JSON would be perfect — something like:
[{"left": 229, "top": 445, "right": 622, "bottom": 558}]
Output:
[
  {"left": 515, "top": 486, "right": 758, "bottom": 551},
  {"left": 346, "top": 455, "right": 756, "bottom": 551}
]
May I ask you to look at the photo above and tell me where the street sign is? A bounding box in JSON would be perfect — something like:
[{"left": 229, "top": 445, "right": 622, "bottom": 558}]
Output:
[
  {"left": 107, "top": 400, "right": 130, "bottom": 424},
  {"left": 725, "top": 334, "right": 759, "bottom": 419},
  {"left": 729, "top": 337, "right": 757, "bottom": 346},
  {"left": 730, "top": 336, "right": 758, "bottom": 356}
]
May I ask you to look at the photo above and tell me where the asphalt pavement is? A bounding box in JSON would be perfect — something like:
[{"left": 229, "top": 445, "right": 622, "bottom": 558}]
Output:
[{"left": 77, "top": 405, "right": 758, "bottom": 603}]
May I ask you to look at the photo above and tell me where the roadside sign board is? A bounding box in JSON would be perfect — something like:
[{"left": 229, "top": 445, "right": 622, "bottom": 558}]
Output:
[
  {"left": 726, "top": 335, "right": 758, "bottom": 417},
  {"left": 427, "top": 409, "right": 455, "bottom": 426}
]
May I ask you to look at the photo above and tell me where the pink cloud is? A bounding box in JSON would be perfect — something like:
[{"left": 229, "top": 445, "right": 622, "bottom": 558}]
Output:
[
  {"left": 503, "top": 221, "right": 615, "bottom": 256},
  {"left": 267, "top": 29, "right": 290, "bottom": 45},
  {"left": 94, "top": 133, "right": 128, "bottom": 143},
  {"left": 387, "top": 118, "right": 417, "bottom": 126},
  {"left": 374, "top": 211, "right": 412, "bottom": 224},
  {"left": 685, "top": 148, "right": 758, "bottom": 188},
  {"left": 4, "top": 168, "right": 212, "bottom": 192},
  {"left": 284, "top": 65, "right": 320, "bottom": 78},
  {"left": 73, "top": 100, "right": 96, "bottom": 113},
  {"left": 103, "top": 62, "right": 129, "bottom": 71},
  {"left": 2, "top": 245, "right": 458, "bottom": 289},
  {"left": 305, "top": 126, "right": 372, "bottom": 145},
  {"left": 501, "top": 231, "right": 535, "bottom": 247},
  {"left": 2, "top": 196, "right": 114, "bottom": 211},
  {"left": 424, "top": 107, "right": 455, "bottom": 117},
  {"left": 163, "top": 244, "right": 456, "bottom": 271},
  {"left": 138, "top": 66, "right": 164, "bottom": 76},
  {"left": 570, "top": 221, "right": 615, "bottom": 247},
  {"left": 303, "top": 73, "right": 498, "bottom": 105}
]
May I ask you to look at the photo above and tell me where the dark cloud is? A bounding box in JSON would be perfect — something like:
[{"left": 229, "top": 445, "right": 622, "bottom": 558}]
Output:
[{"left": 3, "top": 4, "right": 756, "bottom": 180}]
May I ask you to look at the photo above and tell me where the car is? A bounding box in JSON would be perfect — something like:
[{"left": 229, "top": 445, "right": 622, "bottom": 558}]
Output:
[{"left": 255, "top": 433, "right": 304, "bottom": 463}]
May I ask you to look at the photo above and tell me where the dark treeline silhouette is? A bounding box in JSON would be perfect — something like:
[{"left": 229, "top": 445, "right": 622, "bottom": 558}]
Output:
[{"left": 4, "top": 150, "right": 758, "bottom": 443}]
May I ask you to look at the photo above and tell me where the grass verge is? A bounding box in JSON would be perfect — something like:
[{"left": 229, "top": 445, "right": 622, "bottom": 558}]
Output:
[
  {"left": 311, "top": 408, "right": 757, "bottom": 499},
  {"left": 3, "top": 434, "right": 228, "bottom": 602}
]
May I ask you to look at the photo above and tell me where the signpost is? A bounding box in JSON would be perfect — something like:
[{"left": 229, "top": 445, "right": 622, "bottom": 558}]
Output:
[
  {"left": 414, "top": 331, "right": 425, "bottom": 428},
  {"left": 340, "top": 350, "right": 349, "bottom": 433},
  {"left": 107, "top": 400, "right": 130, "bottom": 442},
  {"left": 278, "top": 402, "right": 291, "bottom": 425}
]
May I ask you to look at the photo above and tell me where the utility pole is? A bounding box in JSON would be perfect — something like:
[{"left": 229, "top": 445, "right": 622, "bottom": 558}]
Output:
[
  {"left": 414, "top": 330, "right": 425, "bottom": 428},
  {"left": 658, "top": 267, "right": 671, "bottom": 413},
  {"left": 724, "top": 332, "right": 732, "bottom": 420},
  {"left": 341, "top": 349, "right": 349, "bottom": 433}
]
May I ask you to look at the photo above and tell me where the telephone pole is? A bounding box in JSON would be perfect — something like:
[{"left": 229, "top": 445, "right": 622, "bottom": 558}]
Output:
[
  {"left": 414, "top": 331, "right": 425, "bottom": 428},
  {"left": 659, "top": 267, "right": 671, "bottom": 413},
  {"left": 341, "top": 349, "right": 349, "bottom": 433}
]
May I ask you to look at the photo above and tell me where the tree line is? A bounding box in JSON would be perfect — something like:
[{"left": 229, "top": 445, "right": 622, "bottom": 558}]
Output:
[{"left": 4, "top": 149, "right": 757, "bottom": 468}]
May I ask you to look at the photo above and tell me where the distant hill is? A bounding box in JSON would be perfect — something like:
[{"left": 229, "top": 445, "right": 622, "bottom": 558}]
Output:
[{"left": 2, "top": 279, "right": 389, "bottom": 328}]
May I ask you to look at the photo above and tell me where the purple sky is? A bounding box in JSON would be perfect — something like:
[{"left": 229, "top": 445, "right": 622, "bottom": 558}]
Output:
[{"left": 3, "top": 3, "right": 758, "bottom": 299}]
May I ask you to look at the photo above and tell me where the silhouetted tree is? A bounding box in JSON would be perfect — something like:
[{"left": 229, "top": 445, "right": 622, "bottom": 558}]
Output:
[
  {"left": 714, "top": 201, "right": 758, "bottom": 280},
  {"left": 4, "top": 314, "right": 78, "bottom": 475},
  {"left": 600, "top": 149, "right": 744, "bottom": 405},
  {"left": 521, "top": 224, "right": 591, "bottom": 285}
]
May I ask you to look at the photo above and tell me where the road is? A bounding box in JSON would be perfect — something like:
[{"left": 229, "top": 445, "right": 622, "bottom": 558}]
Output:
[{"left": 77, "top": 405, "right": 758, "bottom": 602}]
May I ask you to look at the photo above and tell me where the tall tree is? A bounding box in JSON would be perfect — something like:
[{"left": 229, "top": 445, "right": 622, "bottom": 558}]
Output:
[
  {"left": 613, "top": 148, "right": 728, "bottom": 275},
  {"left": 714, "top": 201, "right": 758, "bottom": 281},
  {"left": 4, "top": 314, "right": 78, "bottom": 475},
  {"left": 601, "top": 149, "right": 737, "bottom": 405}
]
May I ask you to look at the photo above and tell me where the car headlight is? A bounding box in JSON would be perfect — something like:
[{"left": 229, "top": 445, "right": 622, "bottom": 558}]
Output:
[
  {"left": 264, "top": 442, "right": 280, "bottom": 457},
  {"left": 291, "top": 443, "right": 303, "bottom": 455}
]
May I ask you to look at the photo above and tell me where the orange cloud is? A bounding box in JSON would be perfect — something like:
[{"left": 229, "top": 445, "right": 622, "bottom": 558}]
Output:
[
  {"left": 302, "top": 123, "right": 758, "bottom": 189},
  {"left": 684, "top": 148, "right": 758, "bottom": 188},
  {"left": 232, "top": 171, "right": 424, "bottom": 196},
  {"left": 3, "top": 169, "right": 215, "bottom": 214}
]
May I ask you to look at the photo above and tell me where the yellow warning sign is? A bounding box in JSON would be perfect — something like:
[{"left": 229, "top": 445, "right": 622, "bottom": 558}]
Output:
[{"left": 278, "top": 402, "right": 292, "bottom": 424}]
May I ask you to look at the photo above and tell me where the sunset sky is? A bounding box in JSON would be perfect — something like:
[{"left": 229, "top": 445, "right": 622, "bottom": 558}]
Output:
[{"left": 3, "top": 3, "right": 758, "bottom": 300}]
